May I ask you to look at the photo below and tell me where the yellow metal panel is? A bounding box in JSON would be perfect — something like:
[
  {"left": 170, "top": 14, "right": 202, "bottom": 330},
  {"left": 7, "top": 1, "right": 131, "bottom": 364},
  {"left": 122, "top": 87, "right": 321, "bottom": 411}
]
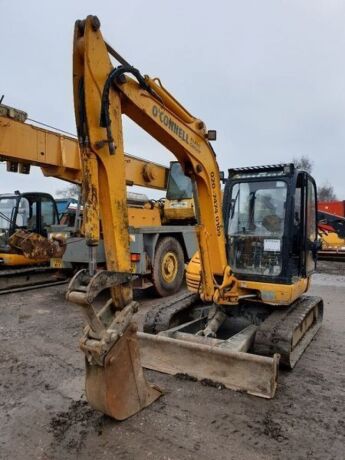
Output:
[
  {"left": 124, "top": 155, "right": 168, "bottom": 190},
  {"left": 50, "top": 258, "right": 63, "bottom": 269},
  {"left": 0, "top": 117, "right": 81, "bottom": 182},
  {"left": 163, "top": 198, "right": 195, "bottom": 222},
  {"left": 237, "top": 278, "right": 309, "bottom": 306},
  {"left": 0, "top": 253, "right": 47, "bottom": 266},
  {"left": 128, "top": 208, "right": 162, "bottom": 227},
  {"left": 187, "top": 251, "right": 309, "bottom": 306},
  {"left": 321, "top": 232, "right": 345, "bottom": 250}
]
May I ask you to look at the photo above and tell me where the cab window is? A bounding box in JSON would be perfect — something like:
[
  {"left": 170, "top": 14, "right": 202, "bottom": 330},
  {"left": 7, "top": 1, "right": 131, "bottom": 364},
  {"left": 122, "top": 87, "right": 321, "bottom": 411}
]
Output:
[
  {"left": 227, "top": 180, "right": 287, "bottom": 277},
  {"left": 166, "top": 163, "right": 193, "bottom": 200},
  {"left": 41, "top": 197, "right": 57, "bottom": 227},
  {"left": 16, "top": 197, "right": 30, "bottom": 227}
]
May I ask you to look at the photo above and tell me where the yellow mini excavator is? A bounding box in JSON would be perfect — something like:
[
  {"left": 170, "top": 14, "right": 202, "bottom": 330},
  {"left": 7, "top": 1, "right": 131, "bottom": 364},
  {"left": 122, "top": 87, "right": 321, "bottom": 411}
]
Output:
[{"left": 67, "top": 16, "right": 323, "bottom": 420}]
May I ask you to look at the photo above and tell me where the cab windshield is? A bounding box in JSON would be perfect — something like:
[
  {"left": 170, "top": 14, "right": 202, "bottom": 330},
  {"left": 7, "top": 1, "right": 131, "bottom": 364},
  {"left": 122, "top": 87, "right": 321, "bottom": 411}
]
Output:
[
  {"left": 229, "top": 181, "right": 287, "bottom": 237},
  {"left": 228, "top": 180, "right": 287, "bottom": 276},
  {"left": 166, "top": 162, "right": 193, "bottom": 200},
  {"left": 0, "top": 197, "right": 17, "bottom": 230}
]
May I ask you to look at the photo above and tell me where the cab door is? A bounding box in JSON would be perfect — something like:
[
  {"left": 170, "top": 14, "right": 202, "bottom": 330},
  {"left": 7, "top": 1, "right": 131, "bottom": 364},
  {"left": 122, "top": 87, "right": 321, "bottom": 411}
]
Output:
[
  {"left": 38, "top": 195, "right": 59, "bottom": 236},
  {"left": 292, "top": 172, "right": 318, "bottom": 278},
  {"left": 304, "top": 175, "right": 318, "bottom": 275},
  {"left": 21, "top": 193, "right": 59, "bottom": 237}
]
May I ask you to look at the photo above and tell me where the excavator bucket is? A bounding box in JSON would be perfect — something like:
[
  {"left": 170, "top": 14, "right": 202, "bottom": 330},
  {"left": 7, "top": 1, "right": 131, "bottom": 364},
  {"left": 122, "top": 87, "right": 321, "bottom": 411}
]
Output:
[
  {"left": 85, "top": 324, "right": 162, "bottom": 420},
  {"left": 67, "top": 270, "right": 162, "bottom": 420}
]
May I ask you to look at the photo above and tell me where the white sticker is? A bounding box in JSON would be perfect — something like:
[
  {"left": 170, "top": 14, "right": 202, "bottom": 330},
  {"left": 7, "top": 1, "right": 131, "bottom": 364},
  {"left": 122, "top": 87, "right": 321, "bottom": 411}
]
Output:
[
  {"left": 264, "top": 239, "right": 281, "bottom": 252},
  {"left": 170, "top": 201, "right": 188, "bottom": 208}
]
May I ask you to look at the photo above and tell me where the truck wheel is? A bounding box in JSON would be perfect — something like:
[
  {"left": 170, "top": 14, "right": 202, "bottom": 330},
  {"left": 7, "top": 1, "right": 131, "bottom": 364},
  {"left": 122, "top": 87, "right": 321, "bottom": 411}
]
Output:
[{"left": 152, "top": 237, "right": 185, "bottom": 297}]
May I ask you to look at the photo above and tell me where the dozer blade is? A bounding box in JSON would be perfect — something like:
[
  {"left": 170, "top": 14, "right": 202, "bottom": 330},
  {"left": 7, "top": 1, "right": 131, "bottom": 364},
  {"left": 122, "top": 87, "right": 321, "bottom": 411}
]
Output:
[
  {"left": 138, "top": 331, "right": 279, "bottom": 399},
  {"left": 85, "top": 325, "right": 162, "bottom": 420}
]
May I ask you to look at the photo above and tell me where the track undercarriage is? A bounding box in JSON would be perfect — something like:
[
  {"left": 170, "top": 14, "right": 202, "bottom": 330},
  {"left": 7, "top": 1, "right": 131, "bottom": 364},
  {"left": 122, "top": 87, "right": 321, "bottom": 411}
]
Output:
[
  {"left": 0, "top": 266, "right": 69, "bottom": 294},
  {"left": 140, "top": 291, "right": 323, "bottom": 397}
]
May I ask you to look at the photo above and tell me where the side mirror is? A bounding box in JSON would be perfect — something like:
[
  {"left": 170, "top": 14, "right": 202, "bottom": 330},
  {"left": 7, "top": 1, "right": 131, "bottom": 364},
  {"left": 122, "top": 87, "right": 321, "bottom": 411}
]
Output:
[
  {"left": 219, "top": 171, "right": 226, "bottom": 184},
  {"left": 206, "top": 130, "right": 217, "bottom": 141},
  {"left": 311, "top": 239, "right": 322, "bottom": 260}
]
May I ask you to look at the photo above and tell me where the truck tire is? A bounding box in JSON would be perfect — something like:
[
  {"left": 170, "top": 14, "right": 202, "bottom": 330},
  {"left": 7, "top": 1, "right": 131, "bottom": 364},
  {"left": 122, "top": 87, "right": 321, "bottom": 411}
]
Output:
[{"left": 152, "top": 237, "right": 185, "bottom": 297}]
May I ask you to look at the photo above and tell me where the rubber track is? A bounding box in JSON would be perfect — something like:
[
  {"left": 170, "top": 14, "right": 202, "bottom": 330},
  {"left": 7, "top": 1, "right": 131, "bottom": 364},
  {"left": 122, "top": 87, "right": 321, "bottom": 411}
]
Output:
[
  {"left": 0, "top": 267, "right": 69, "bottom": 295},
  {"left": 318, "top": 251, "right": 345, "bottom": 262},
  {"left": 0, "top": 266, "right": 50, "bottom": 277},
  {"left": 253, "top": 295, "right": 323, "bottom": 368},
  {"left": 143, "top": 291, "right": 199, "bottom": 334},
  {"left": 0, "top": 279, "right": 68, "bottom": 295}
]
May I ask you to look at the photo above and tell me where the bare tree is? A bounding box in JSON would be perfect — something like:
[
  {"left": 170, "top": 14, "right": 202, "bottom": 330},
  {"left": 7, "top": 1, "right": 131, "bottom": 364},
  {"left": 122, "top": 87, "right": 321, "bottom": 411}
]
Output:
[
  {"left": 292, "top": 155, "right": 313, "bottom": 174},
  {"left": 318, "top": 183, "right": 337, "bottom": 202},
  {"left": 292, "top": 155, "right": 338, "bottom": 201},
  {"left": 56, "top": 184, "right": 80, "bottom": 199}
]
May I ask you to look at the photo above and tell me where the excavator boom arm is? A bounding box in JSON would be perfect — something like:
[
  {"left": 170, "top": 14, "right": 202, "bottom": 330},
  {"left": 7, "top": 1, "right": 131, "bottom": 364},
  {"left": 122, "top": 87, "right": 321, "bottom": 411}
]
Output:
[
  {"left": 69, "top": 14, "right": 282, "bottom": 421},
  {"left": 66, "top": 15, "right": 231, "bottom": 420},
  {"left": 73, "top": 16, "right": 228, "bottom": 302}
]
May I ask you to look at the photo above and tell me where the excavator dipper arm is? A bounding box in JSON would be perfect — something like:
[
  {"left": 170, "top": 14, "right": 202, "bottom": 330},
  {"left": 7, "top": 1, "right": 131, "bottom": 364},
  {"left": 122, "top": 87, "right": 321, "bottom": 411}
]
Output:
[{"left": 66, "top": 16, "right": 168, "bottom": 420}]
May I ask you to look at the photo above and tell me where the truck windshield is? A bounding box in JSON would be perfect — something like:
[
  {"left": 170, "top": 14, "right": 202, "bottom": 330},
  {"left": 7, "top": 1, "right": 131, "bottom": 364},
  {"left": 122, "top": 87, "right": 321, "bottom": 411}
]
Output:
[
  {"left": 166, "top": 162, "right": 193, "bottom": 200},
  {"left": 227, "top": 180, "right": 287, "bottom": 277}
]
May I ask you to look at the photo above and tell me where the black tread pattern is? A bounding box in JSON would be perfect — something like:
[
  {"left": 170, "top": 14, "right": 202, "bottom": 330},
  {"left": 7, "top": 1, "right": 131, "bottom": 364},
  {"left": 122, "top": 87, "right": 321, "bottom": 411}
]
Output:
[
  {"left": 253, "top": 295, "right": 323, "bottom": 368},
  {"left": 143, "top": 291, "right": 199, "bottom": 334}
]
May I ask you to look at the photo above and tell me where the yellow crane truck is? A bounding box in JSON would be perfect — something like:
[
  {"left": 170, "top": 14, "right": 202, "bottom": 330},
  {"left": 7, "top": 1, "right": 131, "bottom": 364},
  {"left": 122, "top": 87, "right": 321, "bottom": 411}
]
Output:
[
  {"left": 0, "top": 102, "right": 197, "bottom": 295},
  {"left": 66, "top": 16, "right": 323, "bottom": 420}
]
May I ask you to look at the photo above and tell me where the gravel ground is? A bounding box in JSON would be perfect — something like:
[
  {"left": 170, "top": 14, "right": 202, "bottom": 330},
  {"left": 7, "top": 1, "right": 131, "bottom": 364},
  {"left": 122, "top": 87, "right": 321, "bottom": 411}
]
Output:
[{"left": 0, "top": 261, "right": 344, "bottom": 460}]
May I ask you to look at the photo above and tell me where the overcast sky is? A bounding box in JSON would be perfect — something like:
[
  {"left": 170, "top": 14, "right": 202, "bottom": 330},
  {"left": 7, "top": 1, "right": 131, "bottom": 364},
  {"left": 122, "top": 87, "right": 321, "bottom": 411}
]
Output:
[{"left": 1, "top": 0, "right": 345, "bottom": 199}]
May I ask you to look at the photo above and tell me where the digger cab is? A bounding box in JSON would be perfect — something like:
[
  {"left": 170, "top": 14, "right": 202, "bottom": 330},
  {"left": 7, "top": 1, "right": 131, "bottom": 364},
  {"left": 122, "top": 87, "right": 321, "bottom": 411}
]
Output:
[
  {"left": 224, "top": 163, "right": 318, "bottom": 284},
  {"left": 0, "top": 192, "right": 59, "bottom": 265},
  {"left": 0, "top": 192, "right": 59, "bottom": 238},
  {"left": 163, "top": 162, "right": 196, "bottom": 224}
]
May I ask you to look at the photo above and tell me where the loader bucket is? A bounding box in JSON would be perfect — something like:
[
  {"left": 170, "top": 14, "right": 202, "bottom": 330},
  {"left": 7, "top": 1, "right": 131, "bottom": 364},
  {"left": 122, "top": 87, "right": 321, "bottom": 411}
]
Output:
[
  {"left": 138, "top": 331, "right": 279, "bottom": 399},
  {"left": 85, "top": 325, "right": 162, "bottom": 420}
]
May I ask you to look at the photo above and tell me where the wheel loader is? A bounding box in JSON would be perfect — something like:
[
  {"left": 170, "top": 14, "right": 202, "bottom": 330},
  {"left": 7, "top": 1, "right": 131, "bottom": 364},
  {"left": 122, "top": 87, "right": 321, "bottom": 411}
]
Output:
[{"left": 66, "top": 16, "right": 323, "bottom": 420}]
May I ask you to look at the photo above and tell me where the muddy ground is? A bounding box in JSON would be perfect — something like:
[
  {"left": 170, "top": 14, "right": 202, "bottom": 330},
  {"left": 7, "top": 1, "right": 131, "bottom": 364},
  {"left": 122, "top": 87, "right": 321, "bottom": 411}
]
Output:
[{"left": 0, "top": 262, "right": 344, "bottom": 460}]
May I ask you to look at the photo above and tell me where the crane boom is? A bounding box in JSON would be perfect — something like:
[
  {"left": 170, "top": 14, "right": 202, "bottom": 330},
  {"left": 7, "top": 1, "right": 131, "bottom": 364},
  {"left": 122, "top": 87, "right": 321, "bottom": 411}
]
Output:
[{"left": 0, "top": 104, "right": 169, "bottom": 189}]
